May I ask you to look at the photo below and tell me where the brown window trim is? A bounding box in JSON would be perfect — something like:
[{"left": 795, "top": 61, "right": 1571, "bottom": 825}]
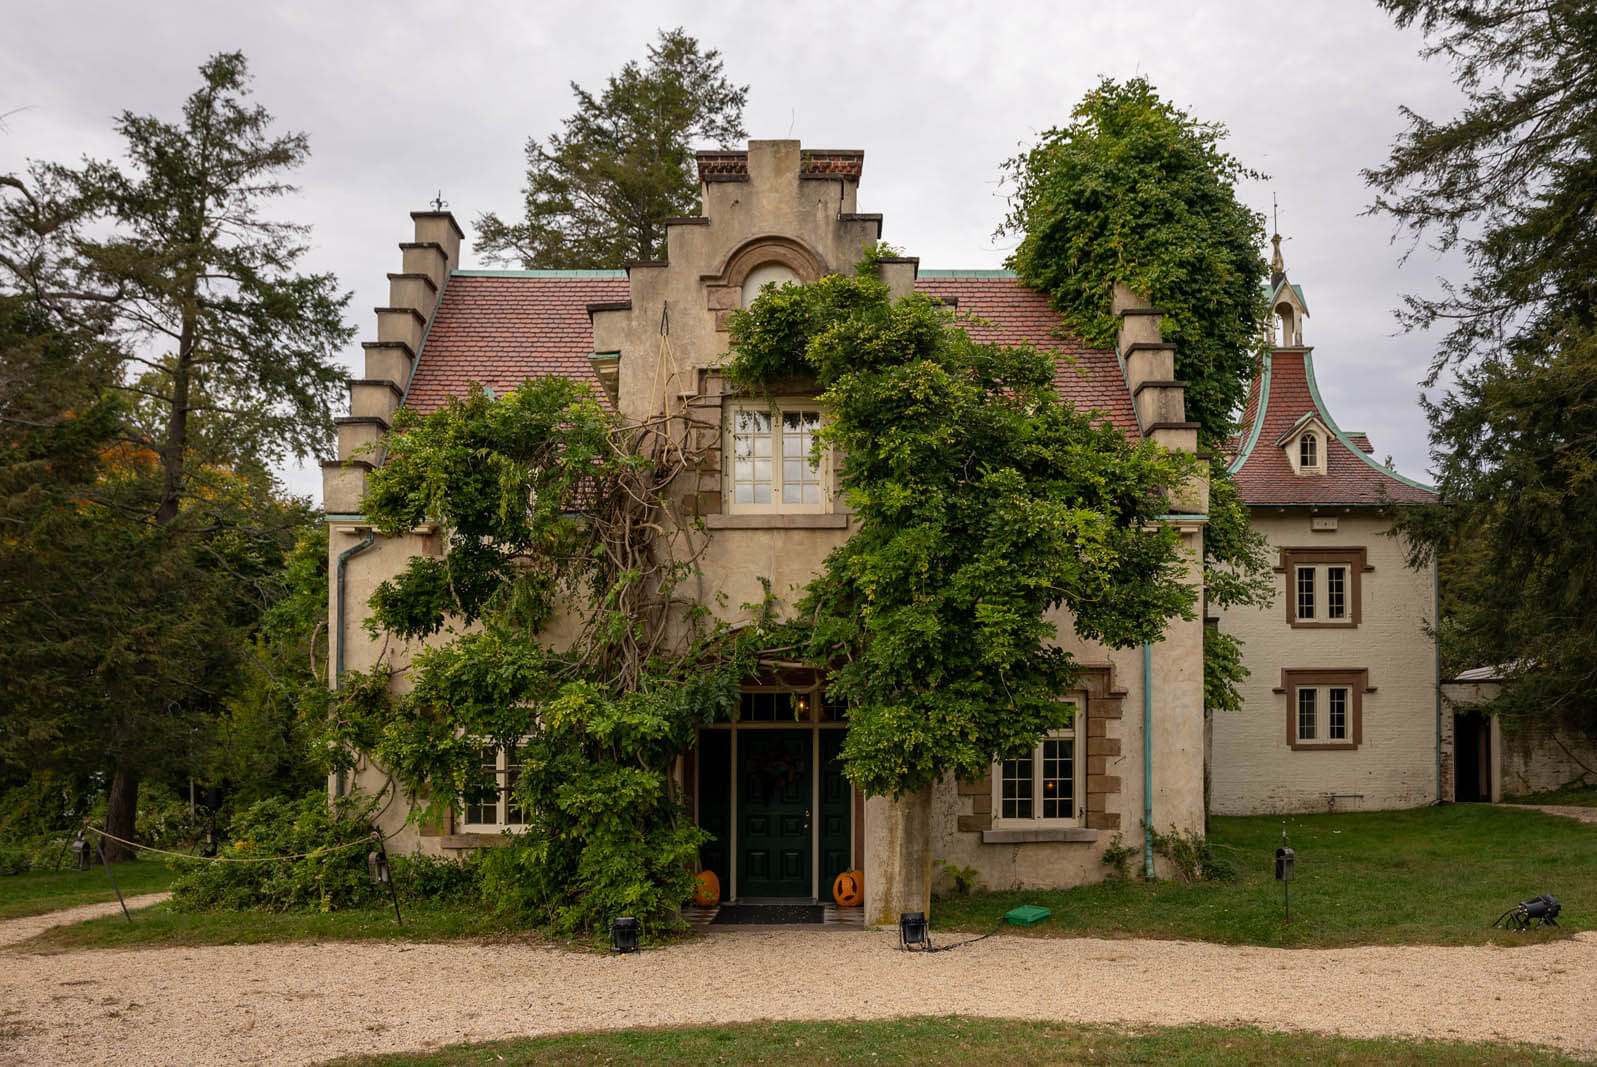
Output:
[
  {"left": 1274, "top": 668, "right": 1372, "bottom": 750},
  {"left": 1274, "top": 546, "right": 1372, "bottom": 627}
]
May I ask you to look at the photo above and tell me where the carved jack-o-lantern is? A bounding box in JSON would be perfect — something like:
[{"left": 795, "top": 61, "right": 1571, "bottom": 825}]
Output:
[{"left": 831, "top": 869, "right": 864, "bottom": 907}]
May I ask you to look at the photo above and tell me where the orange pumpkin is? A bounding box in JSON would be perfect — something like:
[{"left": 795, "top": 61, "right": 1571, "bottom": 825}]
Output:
[
  {"left": 831, "top": 869, "right": 864, "bottom": 907},
  {"left": 694, "top": 869, "right": 721, "bottom": 907}
]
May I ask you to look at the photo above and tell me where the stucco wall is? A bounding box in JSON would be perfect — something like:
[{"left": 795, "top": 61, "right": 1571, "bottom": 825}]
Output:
[
  {"left": 925, "top": 528, "right": 1208, "bottom": 890},
  {"left": 1210, "top": 510, "right": 1439, "bottom": 814}
]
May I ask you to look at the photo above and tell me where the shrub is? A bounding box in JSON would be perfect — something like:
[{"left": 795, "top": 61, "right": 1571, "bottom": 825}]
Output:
[
  {"left": 388, "top": 850, "right": 480, "bottom": 905},
  {"left": 0, "top": 846, "right": 32, "bottom": 876},
  {"left": 1149, "top": 824, "right": 1234, "bottom": 884},
  {"left": 168, "top": 793, "right": 380, "bottom": 913},
  {"left": 1100, "top": 833, "right": 1137, "bottom": 881}
]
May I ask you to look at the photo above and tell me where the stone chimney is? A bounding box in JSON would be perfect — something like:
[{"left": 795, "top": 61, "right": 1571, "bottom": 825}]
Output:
[
  {"left": 322, "top": 211, "right": 463, "bottom": 514},
  {"left": 1114, "top": 284, "right": 1208, "bottom": 515}
]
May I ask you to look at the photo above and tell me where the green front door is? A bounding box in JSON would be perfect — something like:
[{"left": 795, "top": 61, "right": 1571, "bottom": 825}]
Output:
[{"left": 738, "top": 729, "right": 812, "bottom": 898}]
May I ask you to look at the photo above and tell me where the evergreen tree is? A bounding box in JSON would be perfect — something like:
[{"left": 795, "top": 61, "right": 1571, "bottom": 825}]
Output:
[
  {"left": 474, "top": 29, "right": 747, "bottom": 268},
  {"left": 1367, "top": 1, "right": 1597, "bottom": 728},
  {"left": 0, "top": 52, "right": 351, "bottom": 857}
]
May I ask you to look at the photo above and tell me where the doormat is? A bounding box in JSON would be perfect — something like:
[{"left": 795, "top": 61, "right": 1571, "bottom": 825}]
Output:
[{"left": 711, "top": 904, "right": 824, "bottom": 925}]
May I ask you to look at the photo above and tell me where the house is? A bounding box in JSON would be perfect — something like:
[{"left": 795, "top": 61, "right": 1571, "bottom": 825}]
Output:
[
  {"left": 321, "top": 140, "right": 1209, "bottom": 921},
  {"left": 1209, "top": 238, "right": 1442, "bottom": 814}
]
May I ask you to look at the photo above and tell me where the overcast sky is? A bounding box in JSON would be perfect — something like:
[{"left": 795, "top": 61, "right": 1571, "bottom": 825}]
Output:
[{"left": 2, "top": 1, "right": 1465, "bottom": 503}]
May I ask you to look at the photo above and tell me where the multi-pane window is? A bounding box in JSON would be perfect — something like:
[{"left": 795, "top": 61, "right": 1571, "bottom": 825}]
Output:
[
  {"left": 463, "top": 746, "right": 525, "bottom": 828},
  {"left": 728, "top": 405, "right": 825, "bottom": 512},
  {"left": 1282, "top": 669, "right": 1367, "bottom": 750},
  {"left": 1294, "top": 565, "right": 1349, "bottom": 622},
  {"left": 1295, "top": 687, "right": 1351, "bottom": 743},
  {"left": 1299, "top": 433, "right": 1319, "bottom": 471},
  {"left": 995, "top": 700, "right": 1081, "bottom": 824},
  {"left": 1281, "top": 548, "right": 1366, "bottom": 627}
]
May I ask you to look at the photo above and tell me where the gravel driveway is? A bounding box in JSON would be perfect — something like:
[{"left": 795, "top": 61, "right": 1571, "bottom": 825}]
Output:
[{"left": 3, "top": 897, "right": 1594, "bottom": 1066}]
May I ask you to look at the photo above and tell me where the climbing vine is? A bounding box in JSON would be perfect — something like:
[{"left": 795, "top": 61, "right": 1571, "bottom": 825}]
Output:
[
  {"left": 327, "top": 378, "right": 764, "bottom": 935},
  {"left": 727, "top": 258, "right": 1200, "bottom": 797}
]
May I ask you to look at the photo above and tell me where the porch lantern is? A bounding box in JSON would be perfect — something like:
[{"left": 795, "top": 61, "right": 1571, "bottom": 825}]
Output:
[
  {"left": 366, "top": 847, "right": 390, "bottom": 886},
  {"left": 611, "top": 915, "right": 640, "bottom": 953},
  {"left": 899, "top": 911, "right": 930, "bottom": 951}
]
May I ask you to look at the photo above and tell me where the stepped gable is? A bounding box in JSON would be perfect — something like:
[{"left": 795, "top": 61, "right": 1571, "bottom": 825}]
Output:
[
  {"left": 915, "top": 275, "right": 1139, "bottom": 437},
  {"left": 404, "top": 273, "right": 629, "bottom": 415},
  {"left": 1230, "top": 348, "right": 1433, "bottom": 506}
]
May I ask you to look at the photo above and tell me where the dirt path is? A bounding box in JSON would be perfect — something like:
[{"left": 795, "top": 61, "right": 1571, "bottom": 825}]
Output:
[
  {"left": 1508, "top": 803, "right": 1597, "bottom": 827},
  {"left": 3, "top": 916, "right": 1594, "bottom": 1065},
  {"left": 0, "top": 894, "right": 171, "bottom": 949}
]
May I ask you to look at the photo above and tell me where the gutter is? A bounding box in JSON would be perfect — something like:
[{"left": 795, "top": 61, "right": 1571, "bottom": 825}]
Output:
[
  {"left": 335, "top": 529, "right": 377, "bottom": 682},
  {"left": 1143, "top": 641, "right": 1154, "bottom": 879},
  {"left": 1433, "top": 555, "right": 1443, "bottom": 803},
  {"left": 332, "top": 528, "right": 376, "bottom": 798}
]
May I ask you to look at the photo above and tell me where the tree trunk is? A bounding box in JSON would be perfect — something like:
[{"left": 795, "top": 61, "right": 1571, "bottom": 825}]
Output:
[
  {"left": 863, "top": 782, "right": 934, "bottom": 927},
  {"left": 155, "top": 308, "right": 194, "bottom": 526},
  {"left": 101, "top": 767, "right": 140, "bottom": 863}
]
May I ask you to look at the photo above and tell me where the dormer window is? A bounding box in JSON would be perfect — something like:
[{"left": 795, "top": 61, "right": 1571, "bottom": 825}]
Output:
[{"left": 1299, "top": 433, "right": 1318, "bottom": 471}]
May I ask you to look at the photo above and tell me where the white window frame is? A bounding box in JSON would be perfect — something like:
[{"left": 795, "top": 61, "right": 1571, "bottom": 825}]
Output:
[
  {"left": 724, "top": 400, "right": 829, "bottom": 515},
  {"left": 1295, "top": 685, "right": 1352, "bottom": 744},
  {"left": 1298, "top": 432, "right": 1320, "bottom": 472},
  {"left": 991, "top": 697, "right": 1083, "bottom": 828},
  {"left": 459, "top": 744, "right": 527, "bottom": 832},
  {"left": 1293, "top": 563, "right": 1351, "bottom": 624}
]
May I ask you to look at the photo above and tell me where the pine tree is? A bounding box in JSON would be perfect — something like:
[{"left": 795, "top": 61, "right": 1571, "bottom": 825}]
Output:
[
  {"left": 474, "top": 29, "right": 747, "bottom": 268},
  {"left": 0, "top": 52, "right": 351, "bottom": 857}
]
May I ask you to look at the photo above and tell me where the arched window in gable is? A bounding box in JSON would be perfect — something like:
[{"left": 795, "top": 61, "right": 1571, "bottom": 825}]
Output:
[{"left": 1299, "top": 433, "right": 1318, "bottom": 471}]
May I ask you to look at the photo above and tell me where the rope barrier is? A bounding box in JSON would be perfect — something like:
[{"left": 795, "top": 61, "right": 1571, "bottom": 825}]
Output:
[{"left": 84, "top": 825, "right": 376, "bottom": 864}]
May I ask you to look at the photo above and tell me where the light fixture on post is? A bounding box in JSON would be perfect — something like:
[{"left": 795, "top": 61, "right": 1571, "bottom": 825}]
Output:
[
  {"left": 611, "top": 915, "right": 640, "bottom": 953},
  {"left": 899, "top": 911, "right": 931, "bottom": 951},
  {"left": 367, "top": 833, "right": 403, "bottom": 926}
]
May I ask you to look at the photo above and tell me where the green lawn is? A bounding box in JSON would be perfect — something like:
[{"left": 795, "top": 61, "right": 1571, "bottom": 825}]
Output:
[
  {"left": 1504, "top": 783, "right": 1597, "bottom": 807},
  {"left": 12, "top": 805, "right": 1592, "bottom": 953},
  {"left": 932, "top": 805, "right": 1591, "bottom": 948},
  {"left": 0, "top": 859, "right": 179, "bottom": 920},
  {"left": 10, "top": 898, "right": 527, "bottom": 951},
  {"left": 324, "top": 1016, "right": 1580, "bottom": 1066}
]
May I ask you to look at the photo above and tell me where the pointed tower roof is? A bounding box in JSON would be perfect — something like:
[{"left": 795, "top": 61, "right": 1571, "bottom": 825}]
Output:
[{"left": 1231, "top": 243, "right": 1432, "bottom": 506}]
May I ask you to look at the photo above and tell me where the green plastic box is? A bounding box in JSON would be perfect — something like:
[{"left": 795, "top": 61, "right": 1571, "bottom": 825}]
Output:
[{"left": 1004, "top": 904, "right": 1052, "bottom": 927}]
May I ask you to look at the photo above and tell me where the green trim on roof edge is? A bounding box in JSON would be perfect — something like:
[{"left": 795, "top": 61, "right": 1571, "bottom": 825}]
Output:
[
  {"left": 1227, "top": 352, "right": 1272, "bottom": 476},
  {"left": 1301, "top": 350, "right": 1436, "bottom": 495},
  {"left": 917, "top": 269, "right": 1017, "bottom": 278},
  {"left": 451, "top": 269, "right": 628, "bottom": 278}
]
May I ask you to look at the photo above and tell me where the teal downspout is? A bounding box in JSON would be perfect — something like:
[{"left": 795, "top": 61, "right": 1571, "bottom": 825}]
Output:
[
  {"left": 1143, "top": 641, "right": 1154, "bottom": 880},
  {"left": 332, "top": 529, "right": 376, "bottom": 797},
  {"left": 1433, "top": 557, "right": 1443, "bottom": 803}
]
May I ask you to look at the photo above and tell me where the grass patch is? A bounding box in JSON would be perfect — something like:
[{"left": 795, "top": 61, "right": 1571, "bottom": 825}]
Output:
[
  {"left": 0, "top": 860, "right": 178, "bottom": 920},
  {"left": 934, "top": 806, "right": 1593, "bottom": 948},
  {"left": 1504, "top": 783, "right": 1597, "bottom": 807},
  {"left": 8, "top": 898, "right": 529, "bottom": 951},
  {"left": 324, "top": 1016, "right": 1580, "bottom": 1066}
]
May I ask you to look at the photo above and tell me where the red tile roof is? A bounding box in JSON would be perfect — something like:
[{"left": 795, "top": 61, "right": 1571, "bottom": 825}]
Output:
[
  {"left": 1229, "top": 348, "right": 1433, "bottom": 506},
  {"left": 404, "top": 274, "right": 628, "bottom": 415},
  {"left": 914, "top": 276, "right": 1138, "bottom": 436},
  {"left": 403, "top": 272, "right": 1136, "bottom": 436}
]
